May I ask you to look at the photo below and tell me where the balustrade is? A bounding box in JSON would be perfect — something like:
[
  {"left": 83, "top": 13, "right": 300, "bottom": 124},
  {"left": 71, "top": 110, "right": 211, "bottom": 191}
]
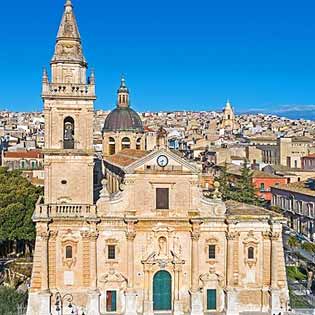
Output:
[{"left": 35, "top": 203, "right": 96, "bottom": 218}]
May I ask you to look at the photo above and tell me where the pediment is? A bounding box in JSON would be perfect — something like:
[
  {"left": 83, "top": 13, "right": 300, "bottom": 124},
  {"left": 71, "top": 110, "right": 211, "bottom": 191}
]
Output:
[{"left": 124, "top": 148, "right": 199, "bottom": 174}]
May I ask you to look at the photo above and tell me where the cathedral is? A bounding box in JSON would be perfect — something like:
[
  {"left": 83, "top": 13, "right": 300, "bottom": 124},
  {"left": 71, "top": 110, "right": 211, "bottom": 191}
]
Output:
[{"left": 27, "top": 1, "right": 289, "bottom": 315}]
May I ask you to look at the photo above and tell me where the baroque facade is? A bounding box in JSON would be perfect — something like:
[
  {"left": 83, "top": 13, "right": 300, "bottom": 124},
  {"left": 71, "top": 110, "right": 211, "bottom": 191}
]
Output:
[{"left": 27, "top": 1, "right": 289, "bottom": 315}]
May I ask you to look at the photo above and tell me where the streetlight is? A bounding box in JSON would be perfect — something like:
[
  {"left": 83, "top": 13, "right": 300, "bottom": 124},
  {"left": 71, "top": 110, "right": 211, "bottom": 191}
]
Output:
[{"left": 55, "top": 292, "right": 77, "bottom": 315}]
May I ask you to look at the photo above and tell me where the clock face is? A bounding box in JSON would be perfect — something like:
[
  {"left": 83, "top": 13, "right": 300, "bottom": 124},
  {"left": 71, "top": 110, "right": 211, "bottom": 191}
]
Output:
[{"left": 157, "top": 155, "right": 169, "bottom": 167}]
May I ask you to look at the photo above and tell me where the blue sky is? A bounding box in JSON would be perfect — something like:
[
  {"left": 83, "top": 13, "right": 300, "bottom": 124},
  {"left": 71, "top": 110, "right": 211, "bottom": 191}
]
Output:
[{"left": 1, "top": 0, "right": 315, "bottom": 114}]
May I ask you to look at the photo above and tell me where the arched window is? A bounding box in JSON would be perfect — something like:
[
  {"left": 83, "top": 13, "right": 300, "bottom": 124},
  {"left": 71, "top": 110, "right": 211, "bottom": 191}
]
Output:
[
  {"left": 136, "top": 138, "right": 141, "bottom": 150},
  {"left": 248, "top": 247, "right": 254, "bottom": 259},
  {"left": 121, "top": 137, "right": 130, "bottom": 150},
  {"left": 65, "top": 245, "right": 73, "bottom": 259},
  {"left": 109, "top": 137, "right": 116, "bottom": 155},
  {"left": 64, "top": 116, "right": 74, "bottom": 149}
]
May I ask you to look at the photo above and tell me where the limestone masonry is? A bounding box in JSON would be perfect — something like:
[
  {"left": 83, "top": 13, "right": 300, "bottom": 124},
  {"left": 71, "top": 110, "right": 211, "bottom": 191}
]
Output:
[{"left": 27, "top": 1, "right": 289, "bottom": 315}]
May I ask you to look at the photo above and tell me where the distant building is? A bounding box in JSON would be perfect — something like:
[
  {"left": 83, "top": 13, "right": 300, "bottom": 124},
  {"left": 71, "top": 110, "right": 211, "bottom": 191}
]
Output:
[
  {"left": 258, "top": 136, "right": 314, "bottom": 168},
  {"left": 252, "top": 171, "right": 287, "bottom": 202},
  {"left": 1, "top": 150, "right": 43, "bottom": 170},
  {"left": 301, "top": 154, "right": 315, "bottom": 170},
  {"left": 271, "top": 180, "right": 315, "bottom": 241},
  {"left": 221, "top": 100, "right": 235, "bottom": 131}
]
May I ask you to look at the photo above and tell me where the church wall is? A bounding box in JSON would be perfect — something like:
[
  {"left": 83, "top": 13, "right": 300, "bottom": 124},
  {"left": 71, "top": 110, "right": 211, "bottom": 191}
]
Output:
[{"left": 44, "top": 155, "right": 94, "bottom": 204}]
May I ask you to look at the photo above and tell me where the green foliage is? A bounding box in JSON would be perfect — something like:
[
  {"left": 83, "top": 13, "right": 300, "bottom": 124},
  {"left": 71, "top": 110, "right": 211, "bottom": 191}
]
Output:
[
  {"left": 230, "top": 162, "right": 264, "bottom": 206},
  {"left": 301, "top": 241, "right": 315, "bottom": 254},
  {"left": 288, "top": 235, "right": 300, "bottom": 250},
  {"left": 216, "top": 162, "right": 232, "bottom": 201},
  {"left": 0, "top": 167, "right": 42, "bottom": 242},
  {"left": 287, "top": 266, "right": 307, "bottom": 281},
  {"left": 0, "top": 287, "right": 27, "bottom": 315},
  {"left": 289, "top": 288, "right": 312, "bottom": 308}
]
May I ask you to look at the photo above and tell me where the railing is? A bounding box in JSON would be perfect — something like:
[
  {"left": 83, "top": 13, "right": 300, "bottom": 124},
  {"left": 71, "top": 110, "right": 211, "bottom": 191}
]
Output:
[
  {"left": 42, "top": 83, "right": 95, "bottom": 98},
  {"left": 35, "top": 203, "right": 97, "bottom": 219}
]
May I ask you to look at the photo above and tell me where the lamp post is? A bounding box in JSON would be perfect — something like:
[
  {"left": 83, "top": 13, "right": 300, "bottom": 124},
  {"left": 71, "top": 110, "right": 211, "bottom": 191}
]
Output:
[{"left": 55, "top": 292, "right": 77, "bottom": 315}]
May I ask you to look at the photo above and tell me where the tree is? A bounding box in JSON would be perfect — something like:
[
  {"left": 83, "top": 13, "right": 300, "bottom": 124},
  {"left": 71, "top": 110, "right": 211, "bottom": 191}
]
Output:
[
  {"left": 0, "top": 286, "right": 27, "bottom": 315},
  {"left": 301, "top": 242, "right": 315, "bottom": 254},
  {"left": 232, "top": 161, "right": 264, "bottom": 206},
  {"left": 216, "top": 162, "right": 231, "bottom": 201},
  {"left": 288, "top": 235, "right": 300, "bottom": 252},
  {"left": 0, "top": 167, "right": 42, "bottom": 257}
]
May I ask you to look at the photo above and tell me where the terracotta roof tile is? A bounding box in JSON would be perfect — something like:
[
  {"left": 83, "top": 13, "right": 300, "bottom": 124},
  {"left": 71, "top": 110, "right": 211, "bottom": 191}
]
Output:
[
  {"left": 104, "top": 149, "right": 150, "bottom": 168},
  {"left": 4, "top": 150, "right": 43, "bottom": 159},
  {"left": 272, "top": 180, "right": 315, "bottom": 197}
]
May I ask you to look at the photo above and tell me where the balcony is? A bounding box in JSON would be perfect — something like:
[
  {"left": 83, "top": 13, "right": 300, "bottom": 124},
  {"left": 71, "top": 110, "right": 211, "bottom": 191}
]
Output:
[
  {"left": 34, "top": 198, "right": 97, "bottom": 220},
  {"left": 42, "top": 83, "right": 96, "bottom": 100}
]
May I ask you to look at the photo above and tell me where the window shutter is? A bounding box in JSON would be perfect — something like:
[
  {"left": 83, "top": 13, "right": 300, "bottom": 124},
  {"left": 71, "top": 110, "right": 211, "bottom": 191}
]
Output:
[{"left": 156, "top": 188, "right": 169, "bottom": 209}]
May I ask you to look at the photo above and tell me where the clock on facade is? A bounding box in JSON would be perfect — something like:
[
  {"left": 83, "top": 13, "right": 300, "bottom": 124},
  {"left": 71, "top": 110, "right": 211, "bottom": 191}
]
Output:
[{"left": 157, "top": 155, "right": 169, "bottom": 167}]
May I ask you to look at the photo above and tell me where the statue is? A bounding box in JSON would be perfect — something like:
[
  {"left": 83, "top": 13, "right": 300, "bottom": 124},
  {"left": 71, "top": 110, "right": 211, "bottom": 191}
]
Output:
[
  {"left": 212, "top": 181, "right": 222, "bottom": 199},
  {"left": 158, "top": 237, "right": 167, "bottom": 256}
]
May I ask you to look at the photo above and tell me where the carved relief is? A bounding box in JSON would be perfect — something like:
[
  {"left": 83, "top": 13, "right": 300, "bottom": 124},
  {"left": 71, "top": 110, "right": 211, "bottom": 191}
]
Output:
[
  {"left": 61, "top": 230, "right": 79, "bottom": 269},
  {"left": 141, "top": 229, "right": 185, "bottom": 268},
  {"left": 158, "top": 236, "right": 168, "bottom": 257},
  {"left": 99, "top": 268, "right": 128, "bottom": 289},
  {"left": 200, "top": 267, "right": 224, "bottom": 287},
  {"left": 243, "top": 231, "right": 259, "bottom": 268},
  {"left": 225, "top": 231, "right": 240, "bottom": 241}
]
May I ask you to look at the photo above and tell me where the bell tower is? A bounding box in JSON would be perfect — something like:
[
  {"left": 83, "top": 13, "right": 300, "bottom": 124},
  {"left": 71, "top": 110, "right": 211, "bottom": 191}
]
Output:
[{"left": 43, "top": 0, "right": 96, "bottom": 205}]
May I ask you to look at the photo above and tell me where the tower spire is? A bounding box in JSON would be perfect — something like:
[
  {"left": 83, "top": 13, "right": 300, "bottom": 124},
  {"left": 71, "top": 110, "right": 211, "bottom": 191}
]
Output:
[
  {"left": 50, "top": 0, "right": 88, "bottom": 84},
  {"left": 51, "top": 0, "right": 86, "bottom": 65},
  {"left": 117, "top": 75, "right": 130, "bottom": 108}
]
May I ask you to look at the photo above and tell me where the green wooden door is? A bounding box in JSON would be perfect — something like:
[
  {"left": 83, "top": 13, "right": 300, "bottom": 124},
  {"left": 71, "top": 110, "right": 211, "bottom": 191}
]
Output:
[
  {"left": 207, "top": 289, "right": 216, "bottom": 310},
  {"left": 153, "top": 270, "right": 172, "bottom": 310}
]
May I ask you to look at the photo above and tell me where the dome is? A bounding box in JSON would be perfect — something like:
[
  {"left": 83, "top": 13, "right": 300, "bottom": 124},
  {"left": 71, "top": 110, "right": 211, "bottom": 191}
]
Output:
[{"left": 103, "top": 107, "right": 144, "bottom": 132}]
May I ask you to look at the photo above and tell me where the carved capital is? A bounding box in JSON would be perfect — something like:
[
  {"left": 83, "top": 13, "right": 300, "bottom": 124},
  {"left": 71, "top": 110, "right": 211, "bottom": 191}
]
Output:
[
  {"left": 271, "top": 232, "right": 280, "bottom": 241},
  {"left": 38, "top": 231, "right": 50, "bottom": 241},
  {"left": 125, "top": 219, "right": 137, "bottom": 241},
  {"left": 226, "top": 231, "right": 240, "bottom": 241},
  {"left": 80, "top": 230, "right": 98, "bottom": 240},
  {"left": 90, "top": 231, "right": 99, "bottom": 241},
  {"left": 49, "top": 230, "right": 58, "bottom": 240},
  {"left": 191, "top": 231, "right": 200, "bottom": 241},
  {"left": 190, "top": 219, "right": 202, "bottom": 240},
  {"left": 126, "top": 231, "right": 136, "bottom": 241},
  {"left": 262, "top": 231, "right": 271, "bottom": 240}
]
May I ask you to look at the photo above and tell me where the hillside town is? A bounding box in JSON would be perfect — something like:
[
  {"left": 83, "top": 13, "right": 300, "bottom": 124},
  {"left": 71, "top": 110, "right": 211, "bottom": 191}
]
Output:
[{"left": 2, "top": 104, "right": 315, "bottom": 248}]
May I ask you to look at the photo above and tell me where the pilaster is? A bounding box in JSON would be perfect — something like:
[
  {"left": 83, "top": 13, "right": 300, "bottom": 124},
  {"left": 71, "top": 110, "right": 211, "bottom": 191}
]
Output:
[{"left": 190, "top": 219, "right": 203, "bottom": 315}]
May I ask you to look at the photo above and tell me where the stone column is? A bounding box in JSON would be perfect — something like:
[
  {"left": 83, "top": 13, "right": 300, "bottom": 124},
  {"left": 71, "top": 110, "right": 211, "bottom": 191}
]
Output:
[
  {"left": 271, "top": 232, "right": 279, "bottom": 288},
  {"left": 38, "top": 230, "right": 52, "bottom": 315},
  {"left": 270, "top": 231, "right": 282, "bottom": 314},
  {"left": 39, "top": 231, "right": 49, "bottom": 292},
  {"left": 262, "top": 231, "right": 271, "bottom": 312},
  {"left": 83, "top": 230, "right": 100, "bottom": 315},
  {"left": 48, "top": 230, "right": 58, "bottom": 289},
  {"left": 90, "top": 231, "right": 99, "bottom": 289},
  {"left": 125, "top": 219, "right": 138, "bottom": 315},
  {"left": 190, "top": 219, "right": 203, "bottom": 315},
  {"left": 174, "top": 264, "right": 184, "bottom": 315},
  {"left": 143, "top": 265, "right": 154, "bottom": 315},
  {"left": 225, "top": 230, "right": 239, "bottom": 315}
]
